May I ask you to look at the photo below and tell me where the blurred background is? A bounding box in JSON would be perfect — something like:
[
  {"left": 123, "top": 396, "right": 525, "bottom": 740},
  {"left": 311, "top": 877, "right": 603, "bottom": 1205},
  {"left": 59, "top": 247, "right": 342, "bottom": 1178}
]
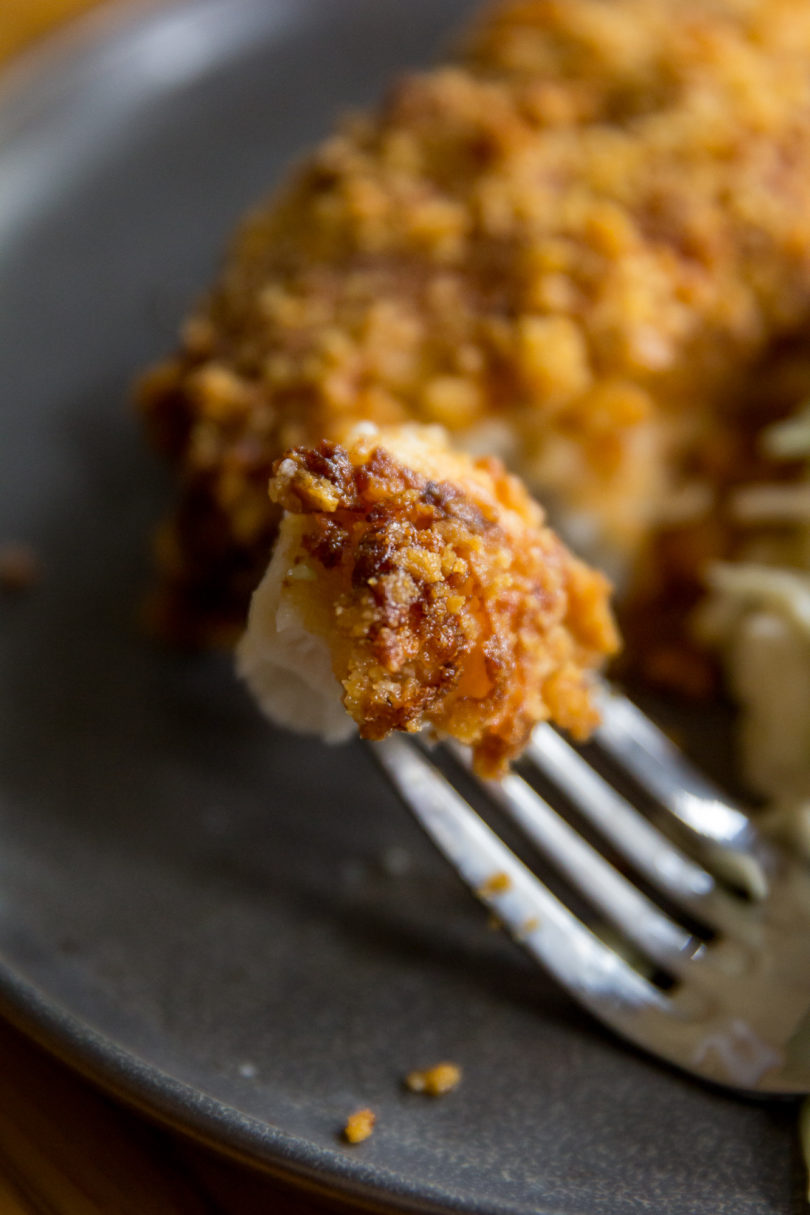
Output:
[{"left": 1, "top": 0, "right": 108, "bottom": 62}]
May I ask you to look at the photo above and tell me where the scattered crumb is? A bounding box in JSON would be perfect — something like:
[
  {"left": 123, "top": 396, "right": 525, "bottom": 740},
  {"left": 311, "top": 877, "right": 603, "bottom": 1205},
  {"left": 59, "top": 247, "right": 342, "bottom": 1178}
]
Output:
[
  {"left": 343, "top": 1107, "right": 376, "bottom": 1143},
  {"left": 516, "top": 917, "right": 540, "bottom": 940},
  {"left": 238, "top": 1062, "right": 257, "bottom": 1079},
  {"left": 405, "top": 1062, "right": 462, "bottom": 1096},
  {"left": 0, "top": 542, "right": 40, "bottom": 593},
  {"left": 487, "top": 913, "right": 504, "bottom": 932},
  {"left": 477, "top": 871, "right": 512, "bottom": 897}
]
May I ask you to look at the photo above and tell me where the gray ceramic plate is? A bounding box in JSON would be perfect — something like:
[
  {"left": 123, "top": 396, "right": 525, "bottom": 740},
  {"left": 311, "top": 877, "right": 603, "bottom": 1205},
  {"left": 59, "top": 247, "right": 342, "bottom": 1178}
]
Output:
[{"left": 0, "top": 2, "right": 804, "bottom": 1211}]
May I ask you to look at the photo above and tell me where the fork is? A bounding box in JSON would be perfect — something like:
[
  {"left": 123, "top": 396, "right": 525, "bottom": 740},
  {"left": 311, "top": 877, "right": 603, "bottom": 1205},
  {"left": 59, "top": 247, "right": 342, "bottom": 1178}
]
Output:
[{"left": 371, "top": 686, "right": 810, "bottom": 1094}]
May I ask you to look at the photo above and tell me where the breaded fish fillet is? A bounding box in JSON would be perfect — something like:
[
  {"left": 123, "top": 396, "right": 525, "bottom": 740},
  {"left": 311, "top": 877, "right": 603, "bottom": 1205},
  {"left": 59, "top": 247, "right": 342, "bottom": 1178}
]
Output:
[
  {"left": 138, "top": 0, "right": 810, "bottom": 658},
  {"left": 237, "top": 426, "right": 617, "bottom": 776}
]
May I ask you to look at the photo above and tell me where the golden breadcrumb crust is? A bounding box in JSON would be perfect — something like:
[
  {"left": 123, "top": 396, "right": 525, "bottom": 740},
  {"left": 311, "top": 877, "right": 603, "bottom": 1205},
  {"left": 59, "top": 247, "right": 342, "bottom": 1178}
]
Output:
[
  {"left": 342, "top": 1108, "right": 376, "bottom": 1144},
  {"left": 137, "top": 0, "right": 810, "bottom": 675},
  {"left": 405, "top": 1062, "right": 462, "bottom": 1096},
  {"left": 268, "top": 430, "right": 617, "bottom": 777}
]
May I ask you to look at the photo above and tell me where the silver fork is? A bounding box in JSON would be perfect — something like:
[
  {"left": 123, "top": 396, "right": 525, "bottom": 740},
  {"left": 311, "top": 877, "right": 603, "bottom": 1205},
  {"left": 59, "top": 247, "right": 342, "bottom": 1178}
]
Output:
[{"left": 372, "top": 687, "right": 810, "bottom": 1094}]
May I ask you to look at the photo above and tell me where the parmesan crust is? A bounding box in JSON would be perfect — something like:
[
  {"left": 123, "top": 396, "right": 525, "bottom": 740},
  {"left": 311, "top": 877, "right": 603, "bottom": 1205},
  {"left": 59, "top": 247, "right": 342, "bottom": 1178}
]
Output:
[
  {"left": 238, "top": 426, "right": 617, "bottom": 777},
  {"left": 138, "top": 0, "right": 810, "bottom": 651}
]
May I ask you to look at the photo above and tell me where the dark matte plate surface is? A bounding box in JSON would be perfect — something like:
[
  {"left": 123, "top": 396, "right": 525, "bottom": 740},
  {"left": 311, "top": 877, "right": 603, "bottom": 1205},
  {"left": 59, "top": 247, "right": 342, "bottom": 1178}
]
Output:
[{"left": 0, "top": 2, "right": 805, "bottom": 1211}]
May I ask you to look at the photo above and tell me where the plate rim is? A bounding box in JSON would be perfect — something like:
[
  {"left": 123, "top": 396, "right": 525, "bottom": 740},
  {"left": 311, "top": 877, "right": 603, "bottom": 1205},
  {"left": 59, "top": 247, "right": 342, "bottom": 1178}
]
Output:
[
  {"left": 0, "top": 957, "right": 503, "bottom": 1215},
  {"left": 1, "top": 5, "right": 795, "bottom": 1214}
]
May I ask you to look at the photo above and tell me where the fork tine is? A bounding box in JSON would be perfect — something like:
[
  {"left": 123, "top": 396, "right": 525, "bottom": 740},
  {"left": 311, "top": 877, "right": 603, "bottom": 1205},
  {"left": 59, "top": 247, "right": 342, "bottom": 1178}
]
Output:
[
  {"left": 526, "top": 725, "right": 743, "bottom": 934},
  {"left": 444, "top": 742, "right": 700, "bottom": 973},
  {"left": 372, "top": 736, "right": 672, "bottom": 1019},
  {"left": 594, "top": 689, "right": 765, "bottom": 863},
  {"left": 372, "top": 735, "right": 810, "bottom": 1093}
]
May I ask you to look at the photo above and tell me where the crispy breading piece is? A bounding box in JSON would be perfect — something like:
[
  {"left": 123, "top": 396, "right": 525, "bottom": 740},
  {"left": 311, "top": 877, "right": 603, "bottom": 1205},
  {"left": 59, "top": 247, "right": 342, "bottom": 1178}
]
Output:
[
  {"left": 237, "top": 426, "right": 617, "bottom": 777},
  {"left": 138, "top": 0, "right": 810, "bottom": 652},
  {"left": 405, "top": 1062, "right": 462, "bottom": 1096},
  {"left": 342, "top": 1108, "right": 376, "bottom": 1144}
]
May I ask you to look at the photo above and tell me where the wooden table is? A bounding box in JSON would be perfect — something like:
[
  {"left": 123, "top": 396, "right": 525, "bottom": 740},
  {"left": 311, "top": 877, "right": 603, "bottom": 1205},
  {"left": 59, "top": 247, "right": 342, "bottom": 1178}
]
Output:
[
  {"left": 0, "top": 4, "right": 370, "bottom": 1211},
  {"left": 0, "top": 1016, "right": 356, "bottom": 1214}
]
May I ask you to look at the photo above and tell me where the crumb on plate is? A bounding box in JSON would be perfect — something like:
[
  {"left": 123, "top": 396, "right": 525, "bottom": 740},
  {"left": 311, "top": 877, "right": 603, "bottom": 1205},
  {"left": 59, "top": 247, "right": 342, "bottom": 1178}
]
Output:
[
  {"left": 343, "top": 1107, "right": 376, "bottom": 1143},
  {"left": 405, "top": 1062, "right": 462, "bottom": 1096}
]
